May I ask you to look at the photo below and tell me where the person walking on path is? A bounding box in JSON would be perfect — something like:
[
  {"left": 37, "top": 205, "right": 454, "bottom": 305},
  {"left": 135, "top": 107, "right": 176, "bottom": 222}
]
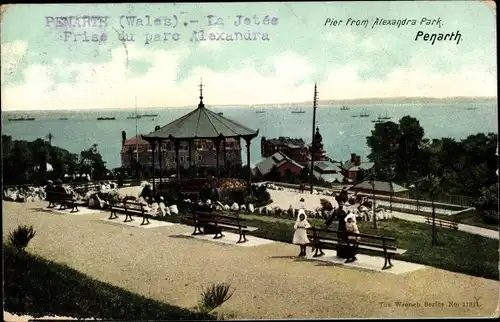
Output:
[{"left": 293, "top": 209, "right": 311, "bottom": 257}]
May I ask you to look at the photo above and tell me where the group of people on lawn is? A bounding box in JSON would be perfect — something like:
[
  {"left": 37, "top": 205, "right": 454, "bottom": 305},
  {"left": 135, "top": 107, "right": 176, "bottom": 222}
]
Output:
[{"left": 293, "top": 189, "right": 360, "bottom": 263}]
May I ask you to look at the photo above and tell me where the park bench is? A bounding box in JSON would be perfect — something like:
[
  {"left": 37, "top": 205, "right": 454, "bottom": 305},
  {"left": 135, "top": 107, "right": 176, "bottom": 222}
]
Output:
[
  {"left": 191, "top": 210, "right": 258, "bottom": 244},
  {"left": 107, "top": 200, "right": 151, "bottom": 226},
  {"left": 46, "top": 191, "right": 83, "bottom": 213},
  {"left": 424, "top": 217, "right": 458, "bottom": 230},
  {"left": 307, "top": 227, "right": 405, "bottom": 270}
]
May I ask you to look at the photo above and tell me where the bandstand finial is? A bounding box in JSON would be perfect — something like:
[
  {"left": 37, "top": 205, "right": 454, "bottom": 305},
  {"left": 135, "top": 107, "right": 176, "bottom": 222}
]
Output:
[{"left": 198, "top": 78, "right": 204, "bottom": 108}]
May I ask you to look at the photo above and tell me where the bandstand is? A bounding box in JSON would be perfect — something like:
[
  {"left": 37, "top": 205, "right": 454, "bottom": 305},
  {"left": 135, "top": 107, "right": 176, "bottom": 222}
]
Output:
[{"left": 141, "top": 80, "right": 259, "bottom": 195}]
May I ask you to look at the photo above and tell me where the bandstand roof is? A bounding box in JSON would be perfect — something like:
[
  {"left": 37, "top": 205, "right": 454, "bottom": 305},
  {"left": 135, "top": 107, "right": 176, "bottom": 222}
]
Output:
[{"left": 142, "top": 81, "right": 259, "bottom": 141}]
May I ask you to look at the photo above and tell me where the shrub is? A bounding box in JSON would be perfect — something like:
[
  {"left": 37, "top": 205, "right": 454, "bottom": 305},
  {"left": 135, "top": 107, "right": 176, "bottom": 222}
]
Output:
[
  {"left": 224, "top": 188, "right": 248, "bottom": 205},
  {"left": 98, "top": 190, "right": 121, "bottom": 204},
  {"left": 197, "top": 283, "right": 234, "bottom": 314},
  {"left": 8, "top": 225, "right": 36, "bottom": 251}
]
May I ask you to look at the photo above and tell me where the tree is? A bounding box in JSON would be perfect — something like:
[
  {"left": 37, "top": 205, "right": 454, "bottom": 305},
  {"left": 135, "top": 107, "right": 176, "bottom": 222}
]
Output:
[
  {"left": 367, "top": 116, "right": 427, "bottom": 183},
  {"left": 474, "top": 184, "right": 499, "bottom": 224},
  {"left": 299, "top": 167, "right": 309, "bottom": 183},
  {"left": 366, "top": 121, "right": 401, "bottom": 180},
  {"left": 80, "top": 144, "right": 107, "bottom": 180},
  {"left": 367, "top": 168, "right": 377, "bottom": 229},
  {"left": 396, "top": 116, "right": 426, "bottom": 183},
  {"left": 121, "top": 130, "right": 127, "bottom": 147}
]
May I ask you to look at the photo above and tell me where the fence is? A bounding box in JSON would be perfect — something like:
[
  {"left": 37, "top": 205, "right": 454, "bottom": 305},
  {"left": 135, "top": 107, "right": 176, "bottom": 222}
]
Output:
[{"left": 408, "top": 190, "right": 475, "bottom": 207}]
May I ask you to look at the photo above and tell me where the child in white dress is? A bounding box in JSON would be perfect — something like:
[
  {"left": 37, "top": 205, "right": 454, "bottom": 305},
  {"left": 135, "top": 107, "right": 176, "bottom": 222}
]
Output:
[
  {"left": 345, "top": 213, "right": 360, "bottom": 263},
  {"left": 293, "top": 209, "right": 311, "bottom": 256}
]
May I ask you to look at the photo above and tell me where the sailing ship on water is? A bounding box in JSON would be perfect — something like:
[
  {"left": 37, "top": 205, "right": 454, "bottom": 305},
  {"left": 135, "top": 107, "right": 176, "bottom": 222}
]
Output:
[
  {"left": 142, "top": 113, "right": 159, "bottom": 117},
  {"left": 378, "top": 111, "right": 392, "bottom": 120},
  {"left": 8, "top": 116, "right": 36, "bottom": 122},
  {"left": 127, "top": 114, "right": 142, "bottom": 120},
  {"left": 340, "top": 105, "right": 349, "bottom": 110},
  {"left": 359, "top": 109, "right": 369, "bottom": 117},
  {"left": 291, "top": 108, "right": 305, "bottom": 114},
  {"left": 97, "top": 116, "right": 116, "bottom": 121}
]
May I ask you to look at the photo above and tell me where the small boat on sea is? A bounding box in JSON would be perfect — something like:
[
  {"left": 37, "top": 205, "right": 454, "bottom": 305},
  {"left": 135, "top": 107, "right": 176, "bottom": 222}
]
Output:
[
  {"left": 379, "top": 112, "right": 391, "bottom": 120},
  {"left": 359, "top": 109, "right": 369, "bottom": 117},
  {"left": 8, "top": 117, "right": 36, "bottom": 122},
  {"left": 256, "top": 110, "right": 265, "bottom": 114},
  {"left": 142, "top": 113, "right": 158, "bottom": 117},
  {"left": 340, "top": 106, "right": 349, "bottom": 110},
  {"left": 97, "top": 117, "right": 116, "bottom": 121},
  {"left": 127, "top": 114, "right": 142, "bottom": 119},
  {"left": 58, "top": 117, "right": 69, "bottom": 120},
  {"left": 216, "top": 112, "right": 224, "bottom": 116},
  {"left": 291, "top": 109, "right": 305, "bottom": 114},
  {"left": 465, "top": 107, "right": 477, "bottom": 110}
]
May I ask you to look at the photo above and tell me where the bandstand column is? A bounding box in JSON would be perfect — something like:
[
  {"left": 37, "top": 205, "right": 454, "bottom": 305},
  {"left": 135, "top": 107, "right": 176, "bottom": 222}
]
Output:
[
  {"left": 244, "top": 137, "right": 252, "bottom": 193},
  {"left": 159, "top": 140, "right": 163, "bottom": 187},
  {"left": 151, "top": 140, "right": 156, "bottom": 196},
  {"left": 214, "top": 138, "right": 221, "bottom": 186},
  {"left": 223, "top": 137, "right": 227, "bottom": 169},
  {"left": 175, "top": 139, "right": 180, "bottom": 186},
  {"left": 188, "top": 139, "right": 193, "bottom": 177}
]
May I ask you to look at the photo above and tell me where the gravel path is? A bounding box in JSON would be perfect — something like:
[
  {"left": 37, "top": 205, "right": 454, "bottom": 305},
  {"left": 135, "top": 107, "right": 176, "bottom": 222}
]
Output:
[{"left": 4, "top": 201, "right": 498, "bottom": 319}]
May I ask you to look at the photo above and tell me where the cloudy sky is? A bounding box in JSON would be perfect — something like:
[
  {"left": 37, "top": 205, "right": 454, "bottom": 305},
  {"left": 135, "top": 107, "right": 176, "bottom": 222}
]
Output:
[{"left": 1, "top": 1, "right": 497, "bottom": 111}]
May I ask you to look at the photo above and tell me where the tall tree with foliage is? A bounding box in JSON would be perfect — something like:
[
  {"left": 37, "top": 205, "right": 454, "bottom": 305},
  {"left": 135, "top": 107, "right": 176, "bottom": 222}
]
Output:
[
  {"left": 474, "top": 184, "right": 499, "bottom": 224},
  {"left": 79, "top": 144, "right": 107, "bottom": 180},
  {"left": 366, "top": 121, "right": 400, "bottom": 180}
]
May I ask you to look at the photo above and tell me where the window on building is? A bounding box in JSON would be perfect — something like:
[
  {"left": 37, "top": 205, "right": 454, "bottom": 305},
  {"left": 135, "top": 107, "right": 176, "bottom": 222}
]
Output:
[
  {"left": 186, "top": 156, "right": 190, "bottom": 162},
  {"left": 198, "top": 155, "right": 202, "bottom": 161},
  {"left": 180, "top": 156, "right": 184, "bottom": 162}
]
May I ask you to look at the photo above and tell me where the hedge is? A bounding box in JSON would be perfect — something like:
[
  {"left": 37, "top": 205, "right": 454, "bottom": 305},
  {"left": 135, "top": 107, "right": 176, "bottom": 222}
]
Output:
[{"left": 4, "top": 244, "right": 216, "bottom": 320}]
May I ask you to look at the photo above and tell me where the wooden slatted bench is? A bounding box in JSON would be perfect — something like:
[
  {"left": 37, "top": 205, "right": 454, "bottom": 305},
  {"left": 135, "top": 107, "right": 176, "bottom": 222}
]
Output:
[
  {"left": 107, "top": 200, "right": 151, "bottom": 226},
  {"left": 191, "top": 210, "right": 258, "bottom": 243},
  {"left": 46, "top": 191, "right": 83, "bottom": 213},
  {"left": 424, "top": 217, "right": 458, "bottom": 230},
  {"left": 307, "top": 227, "right": 405, "bottom": 270}
]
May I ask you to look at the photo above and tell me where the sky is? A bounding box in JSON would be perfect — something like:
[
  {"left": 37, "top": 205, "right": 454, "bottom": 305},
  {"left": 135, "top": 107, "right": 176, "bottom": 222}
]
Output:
[{"left": 1, "top": 1, "right": 497, "bottom": 111}]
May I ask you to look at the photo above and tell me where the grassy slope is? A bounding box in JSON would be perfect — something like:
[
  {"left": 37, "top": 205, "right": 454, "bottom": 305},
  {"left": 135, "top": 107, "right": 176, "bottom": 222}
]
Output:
[{"left": 4, "top": 245, "right": 215, "bottom": 320}]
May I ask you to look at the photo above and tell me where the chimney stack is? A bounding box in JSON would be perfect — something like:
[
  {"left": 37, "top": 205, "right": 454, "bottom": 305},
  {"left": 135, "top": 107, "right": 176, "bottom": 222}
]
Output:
[
  {"left": 350, "top": 153, "right": 356, "bottom": 162},
  {"left": 355, "top": 155, "right": 361, "bottom": 166}
]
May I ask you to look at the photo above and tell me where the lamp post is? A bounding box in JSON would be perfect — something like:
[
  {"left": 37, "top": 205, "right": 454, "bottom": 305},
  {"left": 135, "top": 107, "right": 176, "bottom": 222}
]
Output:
[
  {"left": 388, "top": 165, "right": 396, "bottom": 213},
  {"left": 409, "top": 182, "right": 420, "bottom": 215},
  {"left": 368, "top": 168, "right": 377, "bottom": 229},
  {"left": 309, "top": 83, "right": 318, "bottom": 194}
]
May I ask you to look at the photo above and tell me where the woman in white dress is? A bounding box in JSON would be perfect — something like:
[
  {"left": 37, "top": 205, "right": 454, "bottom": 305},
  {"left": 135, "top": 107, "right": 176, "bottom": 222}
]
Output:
[{"left": 292, "top": 209, "right": 311, "bottom": 257}]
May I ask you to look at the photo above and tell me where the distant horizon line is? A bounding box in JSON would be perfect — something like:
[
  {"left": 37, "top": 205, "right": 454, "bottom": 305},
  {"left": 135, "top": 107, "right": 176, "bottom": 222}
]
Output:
[{"left": 3, "top": 96, "right": 497, "bottom": 113}]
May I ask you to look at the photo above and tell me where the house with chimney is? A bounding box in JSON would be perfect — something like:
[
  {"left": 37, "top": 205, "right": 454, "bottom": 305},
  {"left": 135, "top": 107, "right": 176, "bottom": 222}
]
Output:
[
  {"left": 341, "top": 153, "right": 375, "bottom": 181},
  {"left": 253, "top": 151, "right": 304, "bottom": 178},
  {"left": 312, "top": 160, "right": 349, "bottom": 184}
]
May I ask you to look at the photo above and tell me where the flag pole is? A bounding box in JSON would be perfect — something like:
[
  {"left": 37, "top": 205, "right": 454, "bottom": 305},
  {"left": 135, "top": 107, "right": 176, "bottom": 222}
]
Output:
[{"left": 310, "top": 83, "right": 318, "bottom": 194}]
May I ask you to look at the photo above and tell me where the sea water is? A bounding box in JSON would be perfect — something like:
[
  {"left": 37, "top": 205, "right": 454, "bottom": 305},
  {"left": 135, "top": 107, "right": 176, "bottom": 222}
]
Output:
[{"left": 2, "top": 102, "right": 497, "bottom": 169}]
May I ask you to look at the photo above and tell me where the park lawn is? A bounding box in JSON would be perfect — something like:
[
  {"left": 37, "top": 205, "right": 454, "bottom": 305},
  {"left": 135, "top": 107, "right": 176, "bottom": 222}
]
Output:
[
  {"left": 381, "top": 205, "right": 499, "bottom": 231},
  {"left": 166, "top": 212, "right": 499, "bottom": 281},
  {"left": 450, "top": 210, "right": 499, "bottom": 231},
  {"left": 4, "top": 244, "right": 215, "bottom": 320}
]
